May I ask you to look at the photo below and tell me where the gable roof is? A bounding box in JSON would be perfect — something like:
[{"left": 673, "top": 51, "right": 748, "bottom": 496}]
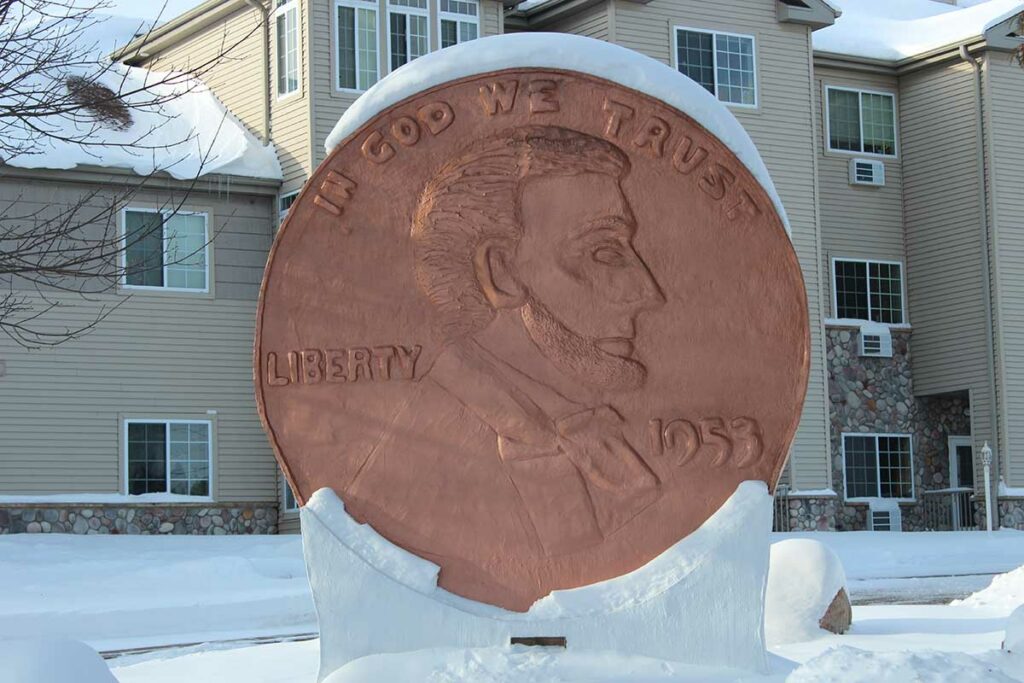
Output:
[{"left": 3, "top": 13, "right": 281, "bottom": 182}]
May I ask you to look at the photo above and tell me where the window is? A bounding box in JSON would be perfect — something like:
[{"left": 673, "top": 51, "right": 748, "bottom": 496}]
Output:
[
  {"left": 388, "top": 0, "right": 429, "bottom": 72},
  {"left": 826, "top": 87, "right": 897, "bottom": 156},
  {"left": 123, "top": 209, "right": 209, "bottom": 291},
  {"left": 832, "top": 258, "right": 905, "bottom": 324},
  {"left": 674, "top": 27, "right": 756, "bottom": 107},
  {"left": 279, "top": 191, "right": 299, "bottom": 226},
  {"left": 283, "top": 478, "right": 299, "bottom": 511},
  {"left": 439, "top": 0, "right": 478, "bottom": 48},
  {"left": 126, "top": 420, "right": 212, "bottom": 497},
  {"left": 843, "top": 433, "right": 914, "bottom": 500},
  {"left": 275, "top": 0, "right": 300, "bottom": 97},
  {"left": 336, "top": 0, "right": 379, "bottom": 91}
]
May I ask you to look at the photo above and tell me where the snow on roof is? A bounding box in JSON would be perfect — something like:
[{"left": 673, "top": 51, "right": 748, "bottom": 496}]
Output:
[
  {"left": 3, "top": 14, "right": 281, "bottom": 182},
  {"left": 326, "top": 33, "right": 791, "bottom": 235},
  {"left": 814, "top": 0, "right": 1024, "bottom": 61},
  {"left": 513, "top": 0, "right": 555, "bottom": 11}
]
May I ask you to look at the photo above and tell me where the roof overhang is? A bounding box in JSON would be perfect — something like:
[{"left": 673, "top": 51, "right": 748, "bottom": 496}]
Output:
[
  {"left": 111, "top": 0, "right": 252, "bottom": 66},
  {"left": 505, "top": 0, "right": 649, "bottom": 30},
  {"left": 0, "top": 164, "right": 281, "bottom": 195},
  {"left": 985, "top": 11, "right": 1024, "bottom": 52},
  {"left": 813, "top": 38, "right": 998, "bottom": 76},
  {"left": 776, "top": 0, "right": 840, "bottom": 31}
]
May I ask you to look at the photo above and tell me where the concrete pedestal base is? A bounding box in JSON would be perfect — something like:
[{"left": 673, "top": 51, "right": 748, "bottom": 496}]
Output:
[{"left": 301, "top": 481, "right": 773, "bottom": 681}]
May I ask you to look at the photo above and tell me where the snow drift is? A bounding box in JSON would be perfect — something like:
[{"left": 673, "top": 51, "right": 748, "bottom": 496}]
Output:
[{"left": 765, "top": 538, "right": 849, "bottom": 645}]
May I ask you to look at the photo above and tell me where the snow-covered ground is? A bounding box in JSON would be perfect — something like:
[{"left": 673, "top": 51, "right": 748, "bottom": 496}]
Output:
[
  {"left": 0, "top": 534, "right": 315, "bottom": 653},
  {"left": 783, "top": 529, "right": 1024, "bottom": 604},
  {"left": 6, "top": 530, "right": 1024, "bottom": 680}
]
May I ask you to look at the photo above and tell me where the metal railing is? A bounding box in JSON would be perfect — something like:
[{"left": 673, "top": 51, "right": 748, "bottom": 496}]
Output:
[
  {"left": 922, "top": 488, "right": 976, "bottom": 531},
  {"left": 773, "top": 484, "right": 791, "bottom": 532}
]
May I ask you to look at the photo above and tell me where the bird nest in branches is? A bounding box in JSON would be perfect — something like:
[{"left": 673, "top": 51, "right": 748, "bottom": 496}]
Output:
[{"left": 64, "top": 76, "right": 134, "bottom": 130}]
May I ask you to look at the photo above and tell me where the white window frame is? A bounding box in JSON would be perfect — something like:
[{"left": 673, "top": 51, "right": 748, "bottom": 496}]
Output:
[
  {"left": 830, "top": 256, "right": 907, "bottom": 325},
  {"left": 334, "top": 0, "right": 380, "bottom": 94},
  {"left": 120, "top": 208, "right": 210, "bottom": 294},
  {"left": 438, "top": 0, "right": 479, "bottom": 49},
  {"left": 824, "top": 85, "right": 898, "bottom": 158},
  {"left": 274, "top": 0, "right": 301, "bottom": 100},
  {"left": 123, "top": 418, "right": 214, "bottom": 500},
  {"left": 278, "top": 190, "right": 299, "bottom": 227},
  {"left": 841, "top": 432, "right": 915, "bottom": 503},
  {"left": 672, "top": 25, "right": 758, "bottom": 109},
  {"left": 282, "top": 477, "right": 299, "bottom": 512},
  {"left": 386, "top": 0, "right": 430, "bottom": 74}
]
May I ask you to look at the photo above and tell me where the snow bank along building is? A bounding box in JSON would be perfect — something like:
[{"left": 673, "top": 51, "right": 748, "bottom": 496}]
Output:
[{"left": 1, "top": 0, "right": 1023, "bottom": 534}]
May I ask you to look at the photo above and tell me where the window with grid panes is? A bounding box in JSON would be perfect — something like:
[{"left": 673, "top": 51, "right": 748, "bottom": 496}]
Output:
[
  {"left": 674, "top": 27, "right": 756, "bottom": 106},
  {"left": 827, "top": 87, "right": 896, "bottom": 156},
  {"left": 440, "top": 0, "right": 478, "bottom": 48},
  {"left": 843, "top": 433, "right": 913, "bottom": 499},
  {"left": 124, "top": 210, "right": 208, "bottom": 291},
  {"left": 389, "top": 0, "right": 429, "bottom": 71},
  {"left": 832, "top": 259, "right": 904, "bottom": 324},
  {"left": 336, "top": 0, "right": 378, "bottom": 91},
  {"left": 275, "top": 0, "right": 300, "bottom": 97},
  {"left": 127, "top": 421, "right": 211, "bottom": 497}
]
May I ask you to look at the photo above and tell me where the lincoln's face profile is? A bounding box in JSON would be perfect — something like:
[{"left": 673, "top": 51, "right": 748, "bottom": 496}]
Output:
[
  {"left": 405, "top": 126, "right": 665, "bottom": 557},
  {"left": 413, "top": 125, "right": 665, "bottom": 398}
]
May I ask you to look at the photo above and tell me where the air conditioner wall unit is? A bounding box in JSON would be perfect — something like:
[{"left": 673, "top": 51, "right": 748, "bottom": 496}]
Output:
[
  {"left": 868, "top": 498, "right": 902, "bottom": 532},
  {"left": 858, "top": 322, "right": 893, "bottom": 358},
  {"left": 849, "top": 158, "right": 885, "bottom": 187}
]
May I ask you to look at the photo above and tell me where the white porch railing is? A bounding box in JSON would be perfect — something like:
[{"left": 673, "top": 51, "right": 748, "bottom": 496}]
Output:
[{"left": 922, "top": 488, "right": 976, "bottom": 531}]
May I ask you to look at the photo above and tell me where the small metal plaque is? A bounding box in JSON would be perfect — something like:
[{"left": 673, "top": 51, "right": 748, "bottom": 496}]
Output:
[{"left": 511, "top": 636, "right": 567, "bottom": 648}]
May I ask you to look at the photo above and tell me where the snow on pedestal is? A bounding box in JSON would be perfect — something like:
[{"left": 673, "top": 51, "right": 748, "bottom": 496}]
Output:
[
  {"left": 0, "top": 638, "right": 117, "bottom": 683},
  {"left": 301, "top": 481, "right": 773, "bottom": 681},
  {"left": 765, "top": 538, "right": 849, "bottom": 645},
  {"left": 1004, "top": 604, "right": 1024, "bottom": 653}
]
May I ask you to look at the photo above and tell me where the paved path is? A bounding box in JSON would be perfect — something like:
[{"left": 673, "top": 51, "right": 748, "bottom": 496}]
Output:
[{"left": 849, "top": 573, "right": 996, "bottom": 605}]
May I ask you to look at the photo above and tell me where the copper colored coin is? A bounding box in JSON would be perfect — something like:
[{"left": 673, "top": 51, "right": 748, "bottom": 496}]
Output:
[{"left": 255, "top": 69, "right": 809, "bottom": 612}]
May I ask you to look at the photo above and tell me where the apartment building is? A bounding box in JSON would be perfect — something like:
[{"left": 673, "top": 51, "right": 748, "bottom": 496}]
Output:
[{"left": 0, "top": 0, "right": 1021, "bottom": 534}]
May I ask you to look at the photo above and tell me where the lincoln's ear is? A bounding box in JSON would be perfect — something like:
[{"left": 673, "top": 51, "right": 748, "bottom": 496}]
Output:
[{"left": 474, "top": 238, "right": 525, "bottom": 309}]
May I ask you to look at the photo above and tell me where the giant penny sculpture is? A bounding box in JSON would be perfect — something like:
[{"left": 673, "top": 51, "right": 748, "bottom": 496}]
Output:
[{"left": 255, "top": 69, "right": 809, "bottom": 612}]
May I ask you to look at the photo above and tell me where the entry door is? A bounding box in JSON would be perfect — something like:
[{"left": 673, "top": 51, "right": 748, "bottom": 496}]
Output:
[
  {"left": 948, "top": 436, "right": 974, "bottom": 489},
  {"left": 948, "top": 436, "right": 975, "bottom": 530}
]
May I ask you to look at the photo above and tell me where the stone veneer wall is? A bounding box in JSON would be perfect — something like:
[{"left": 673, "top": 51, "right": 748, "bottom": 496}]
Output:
[
  {"left": 0, "top": 504, "right": 278, "bottom": 534},
  {"left": 826, "top": 328, "right": 917, "bottom": 530},
  {"left": 784, "top": 329, "right": 976, "bottom": 533},
  {"left": 782, "top": 496, "right": 838, "bottom": 531},
  {"left": 998, "top": 500, "right": 1024, "bottom": 530}
]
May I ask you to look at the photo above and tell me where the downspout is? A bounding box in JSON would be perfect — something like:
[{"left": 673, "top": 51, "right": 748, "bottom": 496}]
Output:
[
  {"left": 244, "top": 0, "right": 271, "bottom": 145},
  {"left": 959, "top": 43, "right": 1000, "bottom": 524}
]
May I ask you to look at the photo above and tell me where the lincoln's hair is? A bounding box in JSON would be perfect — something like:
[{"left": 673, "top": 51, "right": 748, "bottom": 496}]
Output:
[{"left": 412, "top": 125, "right": 630, "bottom": 340}]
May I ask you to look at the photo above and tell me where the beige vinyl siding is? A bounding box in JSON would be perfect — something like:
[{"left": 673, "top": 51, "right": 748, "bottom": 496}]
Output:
[
  {"left": 612, "top": 0, "right": 830, "bottom": 488},
  {"left": 142, "top": 4, "right": 266, "bottom": 141},
  {"left": 310, "top": 0, "right": 504, "bottom": 170},
  {"left": 545, "top": 1, "right": 610, "bottom": 40},
  {"left": 985, "top": 56, "right": 1024, "bottom": 485},
  {"left": 900, "top": 60, "right": 994, "bottom": 489},
  {"left": 0, "top": 176, "right": 278, "bottom": 502},
  {"left": 814, "top": 67, "right": 905, "bottom": 316},
  {"left": 274, "top": 0, "right": 314, "bottom": 194}
]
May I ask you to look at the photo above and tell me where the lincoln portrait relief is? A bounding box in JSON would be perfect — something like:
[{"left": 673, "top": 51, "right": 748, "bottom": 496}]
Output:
[{"left": 344, "top": 126, "right": 666, "bottom": 566}]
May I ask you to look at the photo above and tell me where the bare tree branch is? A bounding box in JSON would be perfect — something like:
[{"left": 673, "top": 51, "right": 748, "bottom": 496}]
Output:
[{"left": 0, "top": 0, "right": 266, "bottom": 348}]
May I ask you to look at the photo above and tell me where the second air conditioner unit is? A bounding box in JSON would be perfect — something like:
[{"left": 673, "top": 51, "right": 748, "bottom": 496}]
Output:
[{"left": 849, "top": 158, "right": 886, "bottom": 187}]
